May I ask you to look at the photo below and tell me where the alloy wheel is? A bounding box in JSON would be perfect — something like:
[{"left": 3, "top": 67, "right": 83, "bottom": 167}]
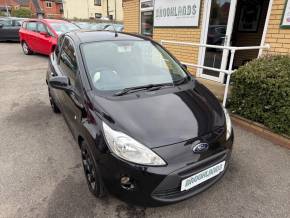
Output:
[
  {"left": 81, "top": 147, "right": 97, "bottom": 191},
  {"left": 48, "top": 91, "right": 55, "bottom": 110},
  {"left": 22, "top": 42, "right": 29, "bottom": 54},
  {"left": 48, "top": 88, "right": 60, "bottom": 113}
]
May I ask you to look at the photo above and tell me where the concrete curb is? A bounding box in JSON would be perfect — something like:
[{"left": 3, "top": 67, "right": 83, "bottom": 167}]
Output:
[{"left": 231, "top": 114, "right": 290, "bottom": 149}]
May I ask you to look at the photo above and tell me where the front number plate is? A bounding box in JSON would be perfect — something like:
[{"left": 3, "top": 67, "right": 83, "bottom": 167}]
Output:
[{"left": 181, "top": 161, "right": 226, "bottom": 191}]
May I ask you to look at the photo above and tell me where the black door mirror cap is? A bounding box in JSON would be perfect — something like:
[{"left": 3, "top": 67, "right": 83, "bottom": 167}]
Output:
[
  {"left": 49, "top": 76, "right": 72, "bottom": 92},
  {"left": 182, "top": 64, "right": 188, "bottom": 70},
  {"left": 0, "top": 24, "right": 3, "bottom": 28}
]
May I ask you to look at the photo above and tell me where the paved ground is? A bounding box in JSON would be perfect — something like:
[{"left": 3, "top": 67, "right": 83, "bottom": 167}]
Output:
[{"left": 0, "top": 42, "right": 289, "bottom": 218}]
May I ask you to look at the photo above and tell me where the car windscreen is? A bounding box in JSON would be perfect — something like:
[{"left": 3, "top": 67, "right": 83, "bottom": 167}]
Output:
[
  {"left": 49, "top": 22, "right": 79, "bottom": 35},
  {"left": 74, "top": 22, "right": 91, "bottom": 29},
  {"left": 81, "top": 40, "right": 188, "bottom": 92}
]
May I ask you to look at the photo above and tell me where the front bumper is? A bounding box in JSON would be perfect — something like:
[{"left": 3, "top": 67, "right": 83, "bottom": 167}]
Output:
[
  {"left": 151, "top": 149, "right": 230, "bottom": 203},
  {"left": 98, "top": 134, "right": 233, "bottom": 206}
]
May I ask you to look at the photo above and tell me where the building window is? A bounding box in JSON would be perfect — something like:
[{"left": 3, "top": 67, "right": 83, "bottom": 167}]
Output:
[
  {"left": 46, "top": 1, "right": 53, "bottom": 8},
  {"left": 94, "top": 0, "right": 101, "bottom": 6},
  {"left": 140, "top": 0, "right": 153, "bottom": 37},
  {"left": 95, "top": 13, "right": 102, "bottom": 19},
  {"left": 141, "top": 0, "right": 153, "bottom": 9},
  {"left": 141, "top": 11, "right": 153, "bottom": 36}
]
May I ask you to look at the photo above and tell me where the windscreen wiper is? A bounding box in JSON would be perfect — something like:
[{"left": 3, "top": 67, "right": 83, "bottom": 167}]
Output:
[{"left": 114, "top": 83, "right": 173, "bottom": 96}]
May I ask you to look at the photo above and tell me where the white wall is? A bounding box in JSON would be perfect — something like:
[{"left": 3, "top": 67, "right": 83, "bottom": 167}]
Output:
[
  {"left": 63, "top": 0, "right": 123, "bottom": 21},
  {"left": 108, "top": 0, "right": 123, "bottom": 21}
]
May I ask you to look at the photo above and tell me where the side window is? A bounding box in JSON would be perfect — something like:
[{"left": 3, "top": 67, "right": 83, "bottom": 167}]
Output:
[
  {"left": 59, "top": 38, "right": 78, "bottom": 86},
  {"left": 13, "top": 20, "right": 22, "bottom": 27},
  {"left": 0, "top": 20, "right": 12, "bottom": 27},
  {"left": 37, "top": 22, "right": 47, "bottom": 33},
  {"left": 26, "top": 22, "right": 37, "bottom": 32},
  {"left": 55, "top": 34, "right": 65, "bottom": 57}
]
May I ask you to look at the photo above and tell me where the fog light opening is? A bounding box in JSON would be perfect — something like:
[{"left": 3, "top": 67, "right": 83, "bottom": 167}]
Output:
[{"left": 120, "top": 176, "right": 135, "bottom": 190}]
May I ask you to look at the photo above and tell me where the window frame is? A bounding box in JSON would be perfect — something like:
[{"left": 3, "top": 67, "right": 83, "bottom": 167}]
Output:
[
  {"left": 94, "top": 0, "right": 101, "bottom": 6},
  {"left": 46, "top": 1, "right": 53, "bottom": 8},
  {"left": 139, "top": 0, "right": 154, "bottom": 37},
  {"left": 95, "top": 13, "right": 102, "bottom": 19}
]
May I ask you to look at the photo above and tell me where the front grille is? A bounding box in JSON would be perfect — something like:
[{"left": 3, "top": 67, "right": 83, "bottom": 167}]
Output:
[
  {"left": 151, "top": 149, "right": 230, "bottom": 200},
  {"left": 179, "top": 150, "right": 228, "bottom": 178},
  {"left": 152, "top": 176, "right": 220, "bottom": 199}
]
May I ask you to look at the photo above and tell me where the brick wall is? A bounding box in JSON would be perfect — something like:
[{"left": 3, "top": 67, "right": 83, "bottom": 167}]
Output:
[
  {"left": 123, "top": 0, "right": 204, "bottom": 75},
  {"left": 264, "top": 0, "right": 290, "bottom": 54},
  {"left": 40, "top": 1, "right": 63, "bottom": 19},
  {"left": 123, "top": 0, "right": 139, "bottom": 33},
  {"left": 122, "top": 0, "right": 290, "bottom": 75},
  {"left": 153, "top": 28, "right": 202, "bottom": 75},
  {"left": 152, "top": 0, "right": 205, "bottom": 75},
  {"left": 30, "top": 0, "right": 63, "bottom": 18}
]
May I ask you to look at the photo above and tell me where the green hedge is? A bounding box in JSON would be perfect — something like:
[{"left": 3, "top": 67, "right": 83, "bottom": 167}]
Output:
[
  {"left": 11, "top": 8, "right": 32, "bottom": 18},
  {"left": 229, "top": 55, "right": 290, "bottom": 136}
]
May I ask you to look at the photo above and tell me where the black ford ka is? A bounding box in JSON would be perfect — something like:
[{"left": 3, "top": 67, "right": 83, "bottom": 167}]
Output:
[{"left": 46, "top": 30, "right": 234, "bottom": 206}]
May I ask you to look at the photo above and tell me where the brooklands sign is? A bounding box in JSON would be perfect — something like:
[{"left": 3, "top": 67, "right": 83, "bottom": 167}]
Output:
[{"left": 154, "top": 0, "right": 201, "bottom": 27}]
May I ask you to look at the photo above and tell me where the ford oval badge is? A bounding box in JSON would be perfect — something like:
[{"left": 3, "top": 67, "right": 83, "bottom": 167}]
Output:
[{"left": 192, "top": 143, "right": 209, "bottom": 153}]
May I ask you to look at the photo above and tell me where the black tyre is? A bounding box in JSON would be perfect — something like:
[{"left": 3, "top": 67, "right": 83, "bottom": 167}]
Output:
[
  {"left": 48, "top": 88, "right": 60, "bottom": 113},
  {"left": 81, "top": 140, "right": 106, "bottom": 198},
  {"left": 22, "top": 41, "right": 33, "bottom": 55}
]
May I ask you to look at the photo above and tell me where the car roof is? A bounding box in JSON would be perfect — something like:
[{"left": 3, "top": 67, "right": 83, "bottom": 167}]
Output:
[
  {"left": 0, "top": 17, "right": 24, "bottom": 20},
  {"left": 68, "top": 30, "right": 148, "bottom": 44},
  {"left": 23, "top": 18, "right": 68, "bottom": 23},
  {"left": 44, "top": 19, "right": 68, "bottom": 23}
]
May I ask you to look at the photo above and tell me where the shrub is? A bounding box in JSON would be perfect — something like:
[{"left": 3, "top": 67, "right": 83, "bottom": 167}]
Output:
[
  {"left": 11, "top": 8, "right": 32, "bottom": 18},
  {"left": 229, "top": 55, "right": 290, "bottom": 136}
]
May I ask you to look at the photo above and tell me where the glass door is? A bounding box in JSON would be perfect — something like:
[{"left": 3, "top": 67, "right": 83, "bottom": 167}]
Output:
[
  {"left": 199, "top": 0, "right": 238, "bottom": 83},
  {"left": 140, "top": 0, "right": 154, "bottom": 37}
]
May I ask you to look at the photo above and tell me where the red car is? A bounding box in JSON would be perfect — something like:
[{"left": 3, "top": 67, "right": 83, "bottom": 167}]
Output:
[{"left": 19, "top": 19, "right": 79, "bottom": 56}]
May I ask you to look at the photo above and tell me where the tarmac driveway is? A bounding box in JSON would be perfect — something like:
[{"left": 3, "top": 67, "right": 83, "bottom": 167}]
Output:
[{"left": 0, "top": 43, "right": 289, "bottom": 218}]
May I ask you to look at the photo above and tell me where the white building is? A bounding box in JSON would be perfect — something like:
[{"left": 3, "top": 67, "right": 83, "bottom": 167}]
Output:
[{"left": 63, "top": 0, "right": 123, "bottom": 21}]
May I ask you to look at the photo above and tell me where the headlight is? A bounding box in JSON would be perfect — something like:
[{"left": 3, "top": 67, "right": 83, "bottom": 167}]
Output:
[
  {"left": 102, "top": 122, "right": 166, "bottom": 166},
  {"left": 223, "top": 107, "right": 232, "bottom": 140}
]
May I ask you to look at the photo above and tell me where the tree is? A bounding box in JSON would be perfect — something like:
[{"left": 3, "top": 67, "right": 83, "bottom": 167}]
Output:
[
  {"left": 11, "top": 8, "right": 32, "bottom": 18},
  {"left": 0, "top": 11, "right": 6, "bottom": 17}
]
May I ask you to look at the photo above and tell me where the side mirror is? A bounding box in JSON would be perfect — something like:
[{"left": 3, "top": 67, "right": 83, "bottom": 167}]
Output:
[
  {"left": 182, "top": 64, "right": 188, "bottom": 70},
  {"left": 0, "top": 24, "right": 3, "bottom": 28},
  {"left": 49, "top": 76, "right": 72, "bottom": 92}
]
